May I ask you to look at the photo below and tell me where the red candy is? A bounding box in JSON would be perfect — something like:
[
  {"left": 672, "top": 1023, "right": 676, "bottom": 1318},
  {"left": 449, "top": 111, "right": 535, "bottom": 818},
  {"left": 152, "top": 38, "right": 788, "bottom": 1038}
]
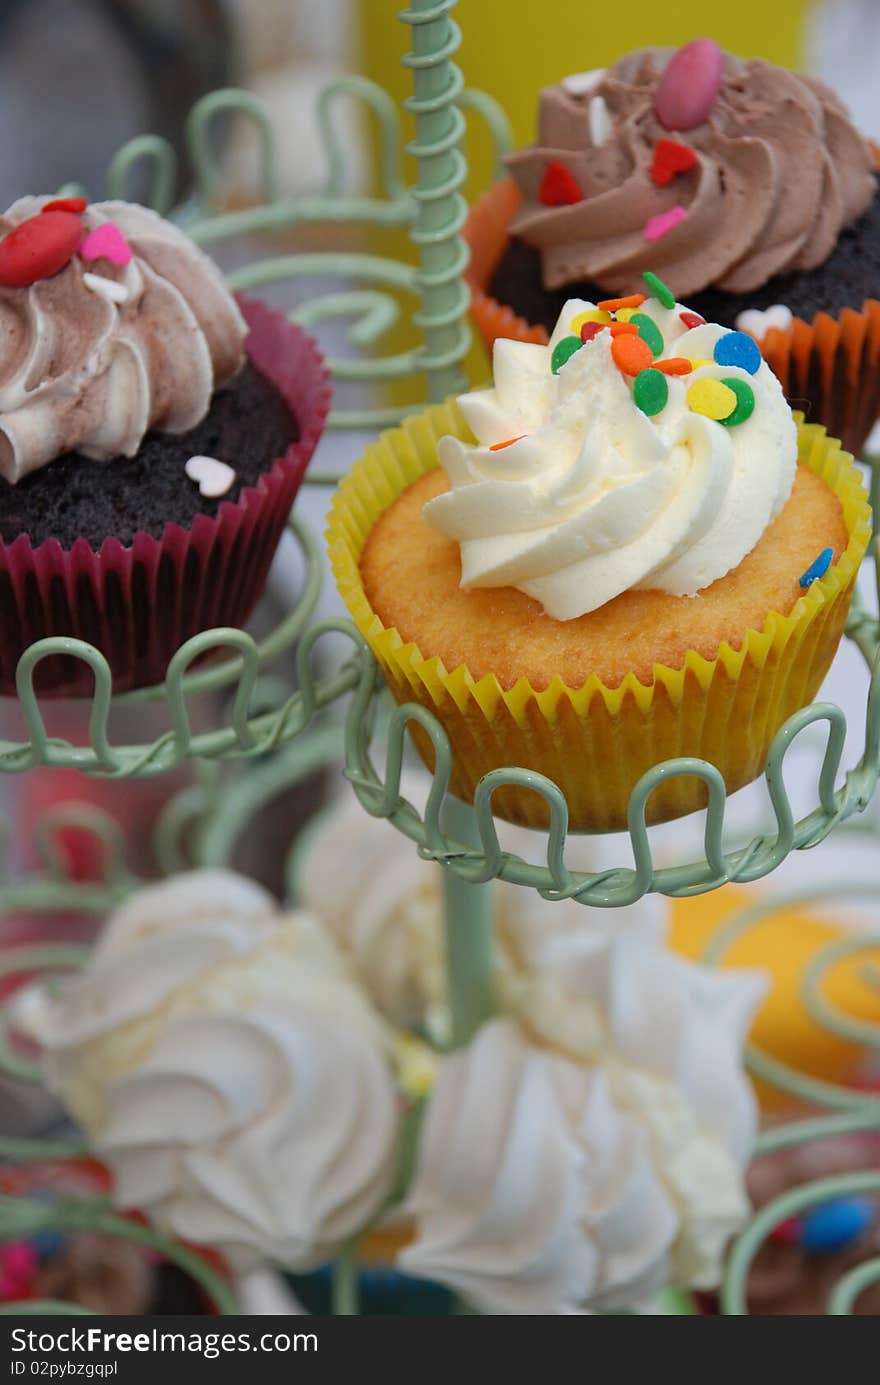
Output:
[
  {"left": 580, "top": 320, "right": 607, "bottom": 343},
  {"left": 41, "top": 197, "right": 87, "bottom": 215},
  {"left": 654, "top": 38, "right": 724, "bottom": 131},
  {"left": 0, "top": 211, "right": 82, "bottom": 287},
  {"left": 679, "top": 310, "right": 705, "bottom": 330},
  {"left": 650, "top": 138, "right": 698, "bottom": 186},
  {"left": 539, "top": 160, "right": 582, "bottom": 207}
]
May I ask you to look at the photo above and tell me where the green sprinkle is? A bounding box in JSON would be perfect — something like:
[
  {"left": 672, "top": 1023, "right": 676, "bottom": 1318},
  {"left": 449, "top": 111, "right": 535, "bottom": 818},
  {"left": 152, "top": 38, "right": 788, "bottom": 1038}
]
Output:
[
  {"left": 633, "top": 367, "right": 669, "bottom": 417},
  {"left": 630, "top": 312, "right": 664, "bottom": 358},
  {"left": 551, "top": 335, "right": 582, "bottom": 374},
  {"left": 643, "top": 271, "right": 675, "bottom": 309},
  {"left": 718, "top": 376, "right": 755, "bottom": 426}
]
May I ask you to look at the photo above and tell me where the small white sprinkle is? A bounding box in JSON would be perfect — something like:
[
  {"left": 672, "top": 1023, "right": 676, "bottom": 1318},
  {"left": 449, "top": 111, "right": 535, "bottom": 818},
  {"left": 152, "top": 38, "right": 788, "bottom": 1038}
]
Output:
[
  {"left": 588, "top": 94, "right": 612, "bottom": 148},
  {"left": 82, "top": 271, "right": 129, "bottom": 305},
  {"left": 562, "top": 68, "right": 605, "bottom": 96},
  {"left": 185, "top": 454, "right": 236, "bottom": 498},
  {"left": 735, "top": 304, "right": 793, "bottom": 340}
]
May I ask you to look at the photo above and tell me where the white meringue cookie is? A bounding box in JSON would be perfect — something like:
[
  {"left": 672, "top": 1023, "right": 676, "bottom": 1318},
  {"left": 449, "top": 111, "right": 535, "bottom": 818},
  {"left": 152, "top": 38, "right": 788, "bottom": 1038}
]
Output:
[
  {"left": 400, "top": 935, "right": 765, "bottom": 1313},
  {"left": 13, "top": 870, "right": 400, "bottom": 1271}
]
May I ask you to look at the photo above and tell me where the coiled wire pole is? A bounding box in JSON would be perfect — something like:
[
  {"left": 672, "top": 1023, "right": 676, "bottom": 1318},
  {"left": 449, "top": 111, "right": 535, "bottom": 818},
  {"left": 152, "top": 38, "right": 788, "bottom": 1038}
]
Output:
[{"left": 402, "top": 0, "right": 494, "bottom": 1048}]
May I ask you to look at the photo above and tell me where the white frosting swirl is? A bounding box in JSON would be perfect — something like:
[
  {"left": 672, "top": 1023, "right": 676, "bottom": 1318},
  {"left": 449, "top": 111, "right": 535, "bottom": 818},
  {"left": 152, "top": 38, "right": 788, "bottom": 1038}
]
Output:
[
  {"left": 400, "top": 933, "right": 764, "bottom": 1314},
  {"left": 424, "top": 296, "right": 797, "bottom": 619},
  {"left": 13, "top": 870, "right": 400, "bottom": 1271},
  {"left": 0, "top": 197, "right": 247, "bottom": 483}
]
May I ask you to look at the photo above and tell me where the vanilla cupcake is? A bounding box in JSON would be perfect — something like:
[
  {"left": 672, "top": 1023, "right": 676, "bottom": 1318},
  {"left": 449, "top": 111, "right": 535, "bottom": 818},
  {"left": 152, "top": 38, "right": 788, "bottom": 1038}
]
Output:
[{"left": 328, "top": 276, "right": 870, "bottom": 830}]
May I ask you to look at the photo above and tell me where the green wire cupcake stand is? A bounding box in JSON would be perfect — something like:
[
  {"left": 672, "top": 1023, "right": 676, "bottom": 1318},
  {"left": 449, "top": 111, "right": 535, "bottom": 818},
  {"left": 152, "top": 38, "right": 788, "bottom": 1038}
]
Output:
[{"left": 1, "top": 0, "right": 880, "bottom": 1316}]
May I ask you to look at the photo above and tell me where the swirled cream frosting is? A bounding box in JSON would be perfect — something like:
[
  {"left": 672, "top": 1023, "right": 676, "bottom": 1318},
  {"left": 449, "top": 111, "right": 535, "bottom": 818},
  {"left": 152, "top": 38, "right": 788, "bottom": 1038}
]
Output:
[
  {"left": 424, "top": 287, "right": 797, "bottom": 619},
  {"left": 506, "top": 46, "right": 876, "bottom": 297},
  {"left": 0, "top": 197, "right": 247, "bottom": 483}
]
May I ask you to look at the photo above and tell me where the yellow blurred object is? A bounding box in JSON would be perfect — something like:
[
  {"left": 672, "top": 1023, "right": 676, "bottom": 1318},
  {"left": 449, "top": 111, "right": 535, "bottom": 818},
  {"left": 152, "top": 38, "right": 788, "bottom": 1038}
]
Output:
[{"left": 669, "top": 886, "right": 880, "bottom": 1110}]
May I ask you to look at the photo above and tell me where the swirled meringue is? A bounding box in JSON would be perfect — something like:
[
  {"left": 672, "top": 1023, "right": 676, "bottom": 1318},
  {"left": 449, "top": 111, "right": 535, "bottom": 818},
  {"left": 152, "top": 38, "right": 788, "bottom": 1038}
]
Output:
[
  {"left": 400, "top": 936, "right": 765, "bottom": 1313},
  {"left": 424, "top": 295, "right": 797, "bottom": 618},
  {"left": 296, "top": 774, "right": 662, "bottom": 1031},
  {"left": 0, "top": 197, "right": 247, "bottom": 483},
  {"left": 13, "top": 870, "right": 400, "bottom": 1271},
  {"left": 507, "top": 48, "right": 875, "bottom": 297}
]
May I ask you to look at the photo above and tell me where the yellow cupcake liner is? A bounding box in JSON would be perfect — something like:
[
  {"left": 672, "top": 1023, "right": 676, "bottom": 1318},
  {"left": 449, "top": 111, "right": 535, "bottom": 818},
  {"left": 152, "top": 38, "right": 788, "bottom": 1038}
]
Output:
[{"left": 327, "top": 403, "right": 871, "bottom": 831}]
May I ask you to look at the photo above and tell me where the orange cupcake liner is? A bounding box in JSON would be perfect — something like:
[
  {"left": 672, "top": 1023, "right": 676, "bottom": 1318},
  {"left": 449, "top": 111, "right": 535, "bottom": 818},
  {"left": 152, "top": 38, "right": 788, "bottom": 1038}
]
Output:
[
  {"left": 327, "top": 403, "right": 870, "bottom": 833},
  {"left": 465, "top": 178, "right": 880, "bottom": 459}
]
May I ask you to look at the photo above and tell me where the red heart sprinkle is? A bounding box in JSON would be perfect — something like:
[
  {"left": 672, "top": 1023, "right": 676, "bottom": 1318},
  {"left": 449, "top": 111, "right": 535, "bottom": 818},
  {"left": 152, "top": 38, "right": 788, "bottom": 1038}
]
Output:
[
  {"left": 679, "top": 311, "right": 705, "bottom": 329},
  {"left": 0, "top": 211, "right": 83, "bottom": 287},
  {"left": 650, "top": 139, "right": 698, "bottom": 186},
  {"left": 538, "top": 160, "right": 582, "bottom": 207},
  {"left": 41, "top": 197, "right": 87, "bottom": 215}
]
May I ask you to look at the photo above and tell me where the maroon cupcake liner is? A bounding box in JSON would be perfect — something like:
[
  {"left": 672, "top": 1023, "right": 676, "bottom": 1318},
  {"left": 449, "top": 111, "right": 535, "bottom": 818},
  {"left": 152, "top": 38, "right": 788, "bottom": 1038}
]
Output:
[{"left": 0, "top": 295, "right": 331, "bottom": 696}]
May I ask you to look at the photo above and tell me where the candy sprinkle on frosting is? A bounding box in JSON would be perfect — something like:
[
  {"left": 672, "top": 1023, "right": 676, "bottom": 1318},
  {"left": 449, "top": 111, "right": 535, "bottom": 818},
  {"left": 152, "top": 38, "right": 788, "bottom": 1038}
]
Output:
[
  {"left": 597, "top": 293, "right": 645, "bottom": 312},
  {"left": 644, "top": 205, "right": 687, "bottom": 242},
  {"left": 642, "top": 271, "right": 675, "bottom": 309},
  {"left": 718, "top": 377, "right": 755, "bottom": 427},
  {"left": 633, "top": 368, "right": 669, "bottom": 417},
  {"left": 799, "top": 547, "right": 834, "bottom": 589},
  {"left": 569, "top": 308, "right": 611, "bottom": 334},
  {"left": 551, "top": 335, "right": 582, "bottom": 373},
  {"left": 679, "top": 310, "right": 705, "bottom": 329},
  {"left": 611, "top": 333, "right": 652, "bottom": 376},
  {"left": 655, "top": 357, "right": 692, "bottom": 375},
  {"left": 580, "top": 320, "right": 607, "bottom": 343},
  {"left": 538, "top": 160, "right": 583, "bottom": 207},
  {"left": 650, "top": 138, "right": 698, "bottom": 186},
  {"left": 687, "top": 377, "right": 737, "bottom": 421},
  {"left": 489, "top": 435, "right": 525, "bottom": 451},
  {"left": 629, "top": 312, "right": 664, "bottom": 357},
  {"left": 713, "top": 330, "right": 762, "bottom": 375}
]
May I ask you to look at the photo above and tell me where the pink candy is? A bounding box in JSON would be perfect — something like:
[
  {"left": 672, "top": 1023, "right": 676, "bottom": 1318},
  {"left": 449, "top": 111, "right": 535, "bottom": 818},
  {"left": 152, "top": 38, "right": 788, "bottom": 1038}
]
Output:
[
  {"left": 79, "top": 222, "right": 132, "bottom": 267},
  {"left": 654, "top": 38, "right": 723, "bottom": 131},
  {"left": 644, "top": 205, "right": 688, "bottom": 242}
]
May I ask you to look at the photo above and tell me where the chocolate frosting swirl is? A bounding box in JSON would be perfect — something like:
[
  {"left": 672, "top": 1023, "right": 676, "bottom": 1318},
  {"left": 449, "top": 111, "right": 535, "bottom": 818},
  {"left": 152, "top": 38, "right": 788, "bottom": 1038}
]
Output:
[
  {"left": 506, "top": 49, "right": 876, "bottom": 298},
  {"left": 0, "top": 197, "right": 247, "bottom": 484}
]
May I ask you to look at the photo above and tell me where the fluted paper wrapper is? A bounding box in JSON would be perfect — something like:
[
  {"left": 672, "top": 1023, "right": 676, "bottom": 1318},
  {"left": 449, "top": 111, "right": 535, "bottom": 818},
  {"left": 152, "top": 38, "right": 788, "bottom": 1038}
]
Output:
[
  {"left": 465, "top": 177, "right": 880, "bottom": 458},
  {"left": 328, "top": 404, "right": 870, "bottom": 832},
  {"left": 0, "top": 297, "right": 330, "bottom": 696}
]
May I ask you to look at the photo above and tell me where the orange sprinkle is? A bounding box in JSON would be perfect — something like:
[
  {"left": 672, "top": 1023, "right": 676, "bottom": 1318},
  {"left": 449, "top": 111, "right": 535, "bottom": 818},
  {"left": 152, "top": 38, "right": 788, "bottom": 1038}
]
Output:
[
  {"left": 611, "top": 334, "right": 653, "bottom": 376},
  {"left": 489, "top": 435, "right": 525, "bottom": 451},
  {"left": 609, "top": 321, "right": 639, "bottom": 337},
  {"left": 655, "top": 357, "right": 693, "bottom": 375},
  {"left": 597, "top": 292, "right": 646, "bottom": 312}
]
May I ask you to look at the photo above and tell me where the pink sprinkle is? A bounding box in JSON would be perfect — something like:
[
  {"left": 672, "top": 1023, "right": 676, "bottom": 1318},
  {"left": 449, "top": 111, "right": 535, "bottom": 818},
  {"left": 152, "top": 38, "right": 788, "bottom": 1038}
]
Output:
[
  {"left": 644, "top": 205, "right": 688, "bottom": 242},
  {"left": 79, "top": 222, "right": 132, "bottom": 267}
]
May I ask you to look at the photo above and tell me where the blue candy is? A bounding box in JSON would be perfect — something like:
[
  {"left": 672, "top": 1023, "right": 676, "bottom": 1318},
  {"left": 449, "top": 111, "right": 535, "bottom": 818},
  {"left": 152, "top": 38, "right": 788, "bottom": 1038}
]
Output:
[
  {"left": 713, "top": 330, "right": 762, "bottom": 375},
  {"left": 799, "top": 547, "right": 834, "bottom": 589},
  {"left": 801, "top": 1197, "right": 874, "bottom": 1254}
]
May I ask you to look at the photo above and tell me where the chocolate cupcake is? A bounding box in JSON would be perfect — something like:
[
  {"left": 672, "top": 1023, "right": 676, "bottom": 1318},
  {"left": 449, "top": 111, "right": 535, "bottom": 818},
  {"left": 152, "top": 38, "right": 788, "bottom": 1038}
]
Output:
[
  {"left": 468, "top": 41, "right": 880, "bottom": 455},
  {"left": 0, "top": 195, "right": 330, "bottom": 695}
]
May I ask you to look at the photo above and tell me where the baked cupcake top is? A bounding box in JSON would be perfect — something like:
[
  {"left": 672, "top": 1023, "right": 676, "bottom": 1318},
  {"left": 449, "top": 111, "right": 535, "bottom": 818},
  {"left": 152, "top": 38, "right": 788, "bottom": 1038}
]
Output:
[
  {"left": 506, "top": 40, "right": 876, "bottom": 298},
  {"left": 0, "top": 196, "right": 247, "bottom": 483},
  {"left": 424, "top": 275, "right": 798, "bottom": 619}
]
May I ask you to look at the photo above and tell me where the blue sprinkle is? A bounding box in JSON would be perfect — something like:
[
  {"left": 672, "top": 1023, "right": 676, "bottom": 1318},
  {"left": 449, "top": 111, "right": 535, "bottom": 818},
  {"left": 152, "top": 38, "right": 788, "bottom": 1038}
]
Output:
[
  {"left": 799, "top": 547, "right": 834, "bottom": 589},
  {"left": 801, "top": 1198, "right": 874, "bottom": 1254},
  {"left": 713, "top": 330, "right": 762, "bottom": 375}
]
